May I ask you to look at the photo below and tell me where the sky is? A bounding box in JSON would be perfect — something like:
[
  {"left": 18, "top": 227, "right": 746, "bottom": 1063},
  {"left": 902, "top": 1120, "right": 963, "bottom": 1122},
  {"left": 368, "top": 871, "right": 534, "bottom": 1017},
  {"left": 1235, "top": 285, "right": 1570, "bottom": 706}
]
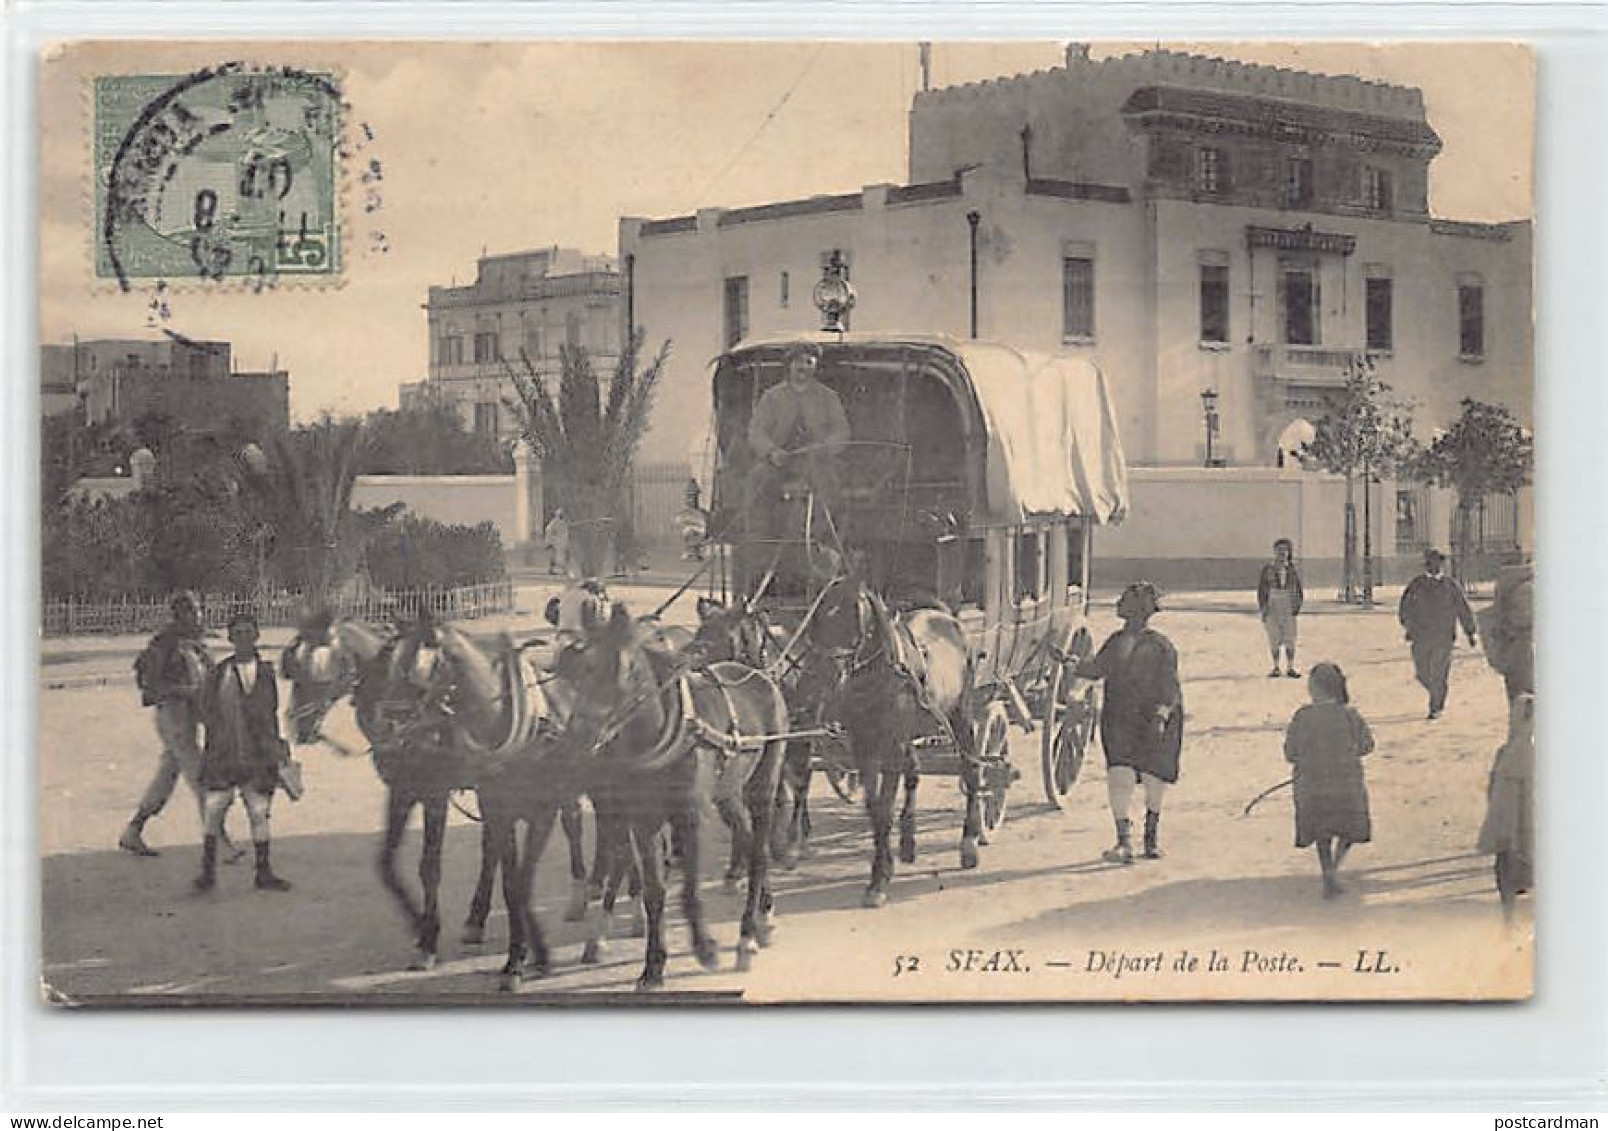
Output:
[{"left": 38, "top": 41, "right": 1535, "bottom": 421}]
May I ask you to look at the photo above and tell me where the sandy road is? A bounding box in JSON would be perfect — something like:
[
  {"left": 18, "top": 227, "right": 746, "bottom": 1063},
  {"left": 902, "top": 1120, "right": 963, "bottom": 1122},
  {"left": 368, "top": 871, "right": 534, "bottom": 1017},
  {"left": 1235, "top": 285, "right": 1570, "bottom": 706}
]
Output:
[{"left": 38, "top": 589, "right": 1531, "bottom": 1004}]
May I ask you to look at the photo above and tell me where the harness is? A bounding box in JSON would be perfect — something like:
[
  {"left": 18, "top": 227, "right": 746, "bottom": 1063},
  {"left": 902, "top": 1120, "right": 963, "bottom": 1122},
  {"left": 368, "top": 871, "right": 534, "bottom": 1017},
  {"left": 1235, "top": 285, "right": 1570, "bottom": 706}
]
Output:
[{"left": 837, "top": 585, "right": 963, "bottom": 754}]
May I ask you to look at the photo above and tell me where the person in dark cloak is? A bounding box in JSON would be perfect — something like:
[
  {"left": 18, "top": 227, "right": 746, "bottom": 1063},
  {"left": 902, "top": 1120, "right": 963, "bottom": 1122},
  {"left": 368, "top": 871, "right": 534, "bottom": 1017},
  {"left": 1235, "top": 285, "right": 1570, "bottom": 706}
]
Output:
[
  {"left": 1398, "top": 548, "right": 1478, "bottom": 720},
  {"left": 1074, "top": 581, "right": 1184, "bottom": 864}
]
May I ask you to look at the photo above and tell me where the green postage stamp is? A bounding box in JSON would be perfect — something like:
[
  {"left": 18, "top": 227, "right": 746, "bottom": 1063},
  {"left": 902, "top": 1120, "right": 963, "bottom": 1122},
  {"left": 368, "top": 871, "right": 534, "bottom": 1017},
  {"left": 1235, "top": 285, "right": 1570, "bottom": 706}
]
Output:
[{"left": 94, "top": 64, "right": 341, "bottom": 287}]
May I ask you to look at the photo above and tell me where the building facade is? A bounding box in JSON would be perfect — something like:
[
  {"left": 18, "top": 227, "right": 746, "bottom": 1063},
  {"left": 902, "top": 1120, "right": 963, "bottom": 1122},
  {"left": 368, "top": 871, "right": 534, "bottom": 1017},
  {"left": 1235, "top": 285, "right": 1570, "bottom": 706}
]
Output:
[
  {"left": 408, "top": 247, "right": 624, "bottom": 444},
  {"left": 619, "top": 47, "right": 1532, "bottom": 582},
  {"left": 41, "top": 337, "right": 289, "bottom": 437}
]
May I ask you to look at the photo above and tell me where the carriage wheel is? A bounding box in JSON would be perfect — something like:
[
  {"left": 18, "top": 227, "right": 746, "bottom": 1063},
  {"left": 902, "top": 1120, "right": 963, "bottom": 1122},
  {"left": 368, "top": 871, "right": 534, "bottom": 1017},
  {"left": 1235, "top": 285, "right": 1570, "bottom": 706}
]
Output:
[
  {"left": 1041, "top": 631, "right": 1097, "bottom": 809},
  {"left": 975, "top": 700, "right": 1011, "bottom": 834}
]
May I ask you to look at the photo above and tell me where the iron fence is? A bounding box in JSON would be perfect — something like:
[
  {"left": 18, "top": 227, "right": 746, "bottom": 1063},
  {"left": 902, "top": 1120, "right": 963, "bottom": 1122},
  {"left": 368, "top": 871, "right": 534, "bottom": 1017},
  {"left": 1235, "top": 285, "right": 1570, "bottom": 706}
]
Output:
[{"left": 42, "top": 580, "right": 515, "bottom": 637}]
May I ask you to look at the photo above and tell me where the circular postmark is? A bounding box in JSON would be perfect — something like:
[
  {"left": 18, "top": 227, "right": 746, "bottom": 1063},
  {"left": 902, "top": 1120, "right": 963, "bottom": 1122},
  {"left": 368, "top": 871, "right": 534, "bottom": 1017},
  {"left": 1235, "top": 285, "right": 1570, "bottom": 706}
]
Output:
[{"left": 97, "top": 63, "right": 343, "bottom": 290}]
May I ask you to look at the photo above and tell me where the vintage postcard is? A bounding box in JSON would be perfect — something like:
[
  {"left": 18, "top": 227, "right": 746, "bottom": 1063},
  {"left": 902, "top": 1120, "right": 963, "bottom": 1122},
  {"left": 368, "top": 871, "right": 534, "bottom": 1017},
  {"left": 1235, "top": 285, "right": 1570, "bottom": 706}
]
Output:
[{"left": 39, "top": 40, "right": 1535, "bottom": 1004}]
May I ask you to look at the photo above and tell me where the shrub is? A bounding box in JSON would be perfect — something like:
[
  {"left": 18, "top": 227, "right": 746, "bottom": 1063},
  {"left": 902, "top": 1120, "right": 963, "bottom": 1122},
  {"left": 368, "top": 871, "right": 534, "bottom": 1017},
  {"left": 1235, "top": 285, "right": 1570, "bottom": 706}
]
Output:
[{"left": 362, "top": 513, "right": 507, "bottom": 590}]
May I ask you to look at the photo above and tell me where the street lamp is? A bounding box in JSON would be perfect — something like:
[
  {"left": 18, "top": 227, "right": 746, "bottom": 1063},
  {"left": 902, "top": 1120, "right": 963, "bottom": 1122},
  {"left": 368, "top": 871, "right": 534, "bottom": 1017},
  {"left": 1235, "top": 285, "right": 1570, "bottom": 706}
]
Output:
[{"left": 1200, "top": 387, "right": 1224, "bottom": 468}]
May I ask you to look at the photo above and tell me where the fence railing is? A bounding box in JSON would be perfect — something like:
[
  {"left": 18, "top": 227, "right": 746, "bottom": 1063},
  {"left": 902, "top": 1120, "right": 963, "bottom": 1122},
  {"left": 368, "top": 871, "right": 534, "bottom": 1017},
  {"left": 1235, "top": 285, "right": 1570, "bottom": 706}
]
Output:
[{"left": 42, "top": 580, "right": 515, "bottom": 637}]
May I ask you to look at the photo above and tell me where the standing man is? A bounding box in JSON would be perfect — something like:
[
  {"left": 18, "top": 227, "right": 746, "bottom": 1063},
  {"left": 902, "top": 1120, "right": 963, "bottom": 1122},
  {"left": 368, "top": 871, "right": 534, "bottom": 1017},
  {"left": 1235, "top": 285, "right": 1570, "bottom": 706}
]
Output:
[
  {"left": 1482, "top": 560, "right": 1535, "bottom": 703},
  {"left": 121, "top": 591, "right": 241, "bottom": 860},
  {"left": 195, "top": 612, "right": 292, "bottom": 892},
  {"left": 1256, "top": 537, "right": 1305, "bottom": 678},
  {"left": 543, "top": 507, "right": 571, "bottom": 578},
  {"left": 1399, "top": 549, "right": 1478, "bottom": 720},
  {"left": 1074, "top": 581, "right": 1185, "bottom": 863}
]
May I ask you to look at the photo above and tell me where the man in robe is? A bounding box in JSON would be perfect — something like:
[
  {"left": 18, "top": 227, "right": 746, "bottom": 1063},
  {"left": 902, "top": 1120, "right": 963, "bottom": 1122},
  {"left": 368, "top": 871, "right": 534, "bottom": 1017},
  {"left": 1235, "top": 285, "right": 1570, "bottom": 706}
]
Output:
[{"left": 1398, "top": 548, "right": 1478, "bottom": 720}]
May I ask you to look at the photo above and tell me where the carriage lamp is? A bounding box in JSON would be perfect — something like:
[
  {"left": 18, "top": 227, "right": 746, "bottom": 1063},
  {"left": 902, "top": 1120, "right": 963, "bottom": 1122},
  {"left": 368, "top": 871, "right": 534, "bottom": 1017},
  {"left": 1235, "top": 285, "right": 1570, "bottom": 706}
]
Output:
[
  {"left": 814, "top": 250, "right": 856, "bottom": 336},
  {"left": 1200, "top": 387, "right": 1224, "bottom": 468}
]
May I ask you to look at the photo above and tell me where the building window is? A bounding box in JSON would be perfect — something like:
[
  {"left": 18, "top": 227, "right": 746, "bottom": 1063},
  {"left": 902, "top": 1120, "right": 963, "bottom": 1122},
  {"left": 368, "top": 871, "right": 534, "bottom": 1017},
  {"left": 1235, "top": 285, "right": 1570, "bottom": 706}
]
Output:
[
  {"left": 779, "top": 270, "right": 790, "bottom": 309},
  {"left": 565, "top": 313, "right": 583, "bottom": 349},
  {"left": 473, "top": 332, "right": 501, "bottom": 364},
  {"left": 1366, "top": 276, "right": 1394, "bottom": 351},
  {"left": 438, "top": 336, "right": 464, "bottom": 366},
  {"left": 1196, "top": 146, "right": 1224, "bottom": 195},
  {"left": 523, "top": 328, "right": 542, "bottom": 360},
  {"left": 1283, "top": 156, "right": 1314, "bottom": 209},
  {"left": 473, "top": 401, "right": 499, "bottom": 436},
  {"left": 1199, "top": 263, "right": 1229, "bottom": 344},
  {"left": 1061, "top": 256, "right": 1095, "bottom": 341},
  {"left": 1459, "top": 280, "right": 1486, "bottom": 359},
  {"left": 1365, "top": 166, "right": 1394, "bottom": 214},
  {"left": 723, "top": 276, "right": 749, "bottom": 349},
  {"left": 1282, "top": 267, "right": 1320, "bottom": 345}
]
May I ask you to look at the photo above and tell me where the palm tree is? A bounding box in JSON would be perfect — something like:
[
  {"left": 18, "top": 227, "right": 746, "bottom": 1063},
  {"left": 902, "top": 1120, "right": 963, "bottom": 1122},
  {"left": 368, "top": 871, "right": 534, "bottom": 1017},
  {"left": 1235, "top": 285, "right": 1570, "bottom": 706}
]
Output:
[
  {"left": 507, "top": 331, "right": 670, "bottom": 578},
  {"left": 255, "top": 416, "right": 374, "bottom": 602}
]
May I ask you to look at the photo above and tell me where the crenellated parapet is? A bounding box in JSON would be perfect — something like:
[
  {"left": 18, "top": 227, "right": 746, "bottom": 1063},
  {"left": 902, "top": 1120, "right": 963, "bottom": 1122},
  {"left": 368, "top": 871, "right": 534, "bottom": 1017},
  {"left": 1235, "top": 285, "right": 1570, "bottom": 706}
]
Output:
[{"left": 914, "top": 45, "right": 1425, "bottom": 119}]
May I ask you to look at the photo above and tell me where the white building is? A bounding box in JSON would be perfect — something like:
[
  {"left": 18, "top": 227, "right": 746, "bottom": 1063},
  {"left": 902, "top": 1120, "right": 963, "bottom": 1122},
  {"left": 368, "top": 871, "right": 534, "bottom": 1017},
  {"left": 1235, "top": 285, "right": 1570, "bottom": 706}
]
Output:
[
  {"left": 406, "top": 246, "right": 623, "bottom": 444},
  {"left": 621, "top": 47, "right": 1532, "bottom": 585}
]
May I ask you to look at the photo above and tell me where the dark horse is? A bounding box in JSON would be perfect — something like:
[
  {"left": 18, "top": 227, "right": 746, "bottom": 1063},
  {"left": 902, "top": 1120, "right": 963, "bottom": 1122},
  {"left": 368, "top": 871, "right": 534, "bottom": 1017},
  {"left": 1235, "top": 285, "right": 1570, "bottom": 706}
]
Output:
[
  {"left": 282, "top": 614, "right": 591, "bottom": 968},
  {"left": 557, "top": 603, "right": 791, "bottom": 989},
  {"left": 690, "top": 596, "right": 841, "bottom": 868},
  {"left": 806, "top": 575, "right": 982, "bottom": 907}
]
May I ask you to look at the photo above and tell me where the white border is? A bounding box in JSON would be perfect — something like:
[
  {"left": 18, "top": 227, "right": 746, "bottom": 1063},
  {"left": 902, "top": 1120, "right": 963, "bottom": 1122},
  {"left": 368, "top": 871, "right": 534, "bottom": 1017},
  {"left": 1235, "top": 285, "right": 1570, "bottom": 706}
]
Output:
[{"left": 5, "top": 1, "right": 1606, "bottom": 1111}]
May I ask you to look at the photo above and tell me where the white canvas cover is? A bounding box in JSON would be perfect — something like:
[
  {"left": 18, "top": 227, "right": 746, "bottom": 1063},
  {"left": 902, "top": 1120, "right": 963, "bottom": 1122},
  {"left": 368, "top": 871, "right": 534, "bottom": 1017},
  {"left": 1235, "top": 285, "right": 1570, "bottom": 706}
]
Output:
[{"left": 953, "top": 341, "right": 1130, "bottom": 524}]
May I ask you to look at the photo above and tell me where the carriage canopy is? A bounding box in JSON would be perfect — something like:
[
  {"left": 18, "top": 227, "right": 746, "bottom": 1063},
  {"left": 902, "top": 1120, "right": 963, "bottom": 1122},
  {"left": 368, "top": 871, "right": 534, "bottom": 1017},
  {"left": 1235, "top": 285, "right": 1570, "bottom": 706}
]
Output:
[{"left": 712, "top": 333, "right": 1129, "bottom": 527}]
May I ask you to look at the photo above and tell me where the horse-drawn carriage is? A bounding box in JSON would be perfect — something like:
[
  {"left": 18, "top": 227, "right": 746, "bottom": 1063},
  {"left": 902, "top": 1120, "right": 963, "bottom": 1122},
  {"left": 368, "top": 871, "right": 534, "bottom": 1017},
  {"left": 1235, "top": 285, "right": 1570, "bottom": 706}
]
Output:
[{"left": 705, "top": 332, "right": 1130, "bottom": 839}]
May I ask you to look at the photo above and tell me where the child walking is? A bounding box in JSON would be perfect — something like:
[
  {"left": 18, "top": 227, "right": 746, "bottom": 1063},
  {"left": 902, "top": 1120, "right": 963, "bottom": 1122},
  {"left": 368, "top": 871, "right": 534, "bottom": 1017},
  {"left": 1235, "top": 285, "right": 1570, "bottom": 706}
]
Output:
[
  {"left": 1283, "top": 662, "right": 1373, "bottom": 898},
  {"left": 1257, "top": 538, "right": 1304, "bottom": 678}
]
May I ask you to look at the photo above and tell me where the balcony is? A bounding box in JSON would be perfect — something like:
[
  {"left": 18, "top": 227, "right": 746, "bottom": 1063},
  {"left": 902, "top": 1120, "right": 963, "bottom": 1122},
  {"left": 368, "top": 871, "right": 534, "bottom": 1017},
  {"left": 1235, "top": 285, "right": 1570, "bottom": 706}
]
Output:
[{"left": 1252, "top": 344, "right": 1364, "bottom": 415}]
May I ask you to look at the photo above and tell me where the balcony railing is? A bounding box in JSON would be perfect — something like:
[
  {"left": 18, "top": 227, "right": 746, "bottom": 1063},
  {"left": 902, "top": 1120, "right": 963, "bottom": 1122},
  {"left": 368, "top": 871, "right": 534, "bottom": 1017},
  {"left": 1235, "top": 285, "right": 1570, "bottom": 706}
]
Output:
[{"left": 1251, "top": 344, "right": 1363, "bottom": 385}]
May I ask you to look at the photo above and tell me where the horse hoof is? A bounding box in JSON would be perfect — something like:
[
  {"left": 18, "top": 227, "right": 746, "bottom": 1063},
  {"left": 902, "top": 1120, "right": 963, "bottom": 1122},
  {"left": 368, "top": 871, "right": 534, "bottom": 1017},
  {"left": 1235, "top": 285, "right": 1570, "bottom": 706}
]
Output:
[
  {"left": 695, "top": 938, "right": 722, "bottom": 971},
  {"left": 461, "top": 923, "right": 486, "bottom": 946},
  {"left": 862, "top": 887, "right": 888, "bottom": 909},
  {"left": 409, "top": 949, "right": 438, "bottom": 972},
  {"left": 498, "top": 970, "right": 522, "bottom": 993},
  {"left": 636, "top": 972, "right": 665, "bottom": 992},
  {"left": 959, "top": 839, "right": 980, "bottom": 870},
  {"left": 735, "top": 941, "right": 758, "bottom": 972},
  {"left": 777, "top": 849, "right": 800, "bottom": 872},
  {"left": 977, "top": 829, "right": 992, "bottom": 848},
  {"left": 899, "top": 840, "right": 917, "bottom": 866},
  {"left": 580, "top": 940, "right": 605, "bottom": 965},
  {"left": 754, "top": 923, "right": 774, "bottom": 949},
  {"left": 526, "top": 954, "right": 552, "bottom": 980}
]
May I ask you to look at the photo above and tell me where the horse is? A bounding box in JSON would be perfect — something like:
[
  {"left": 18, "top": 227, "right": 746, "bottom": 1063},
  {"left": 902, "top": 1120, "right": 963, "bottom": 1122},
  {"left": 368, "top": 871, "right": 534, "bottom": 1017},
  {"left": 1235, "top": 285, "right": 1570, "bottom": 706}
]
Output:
[
  {"left": 280, "top": 614, "right": 591, "bottom": 968},
  {"left": 690, "top": 596, "right": 841, "bottom": 868},
  {"left": 556, "top": 602, "right": 791, "bottom": 989},
  {"left": 805, "top": 574, "right": 982, "bottom": 908},
  {"left": 418, "top": 621, "right": 592, "bottom": 991}
]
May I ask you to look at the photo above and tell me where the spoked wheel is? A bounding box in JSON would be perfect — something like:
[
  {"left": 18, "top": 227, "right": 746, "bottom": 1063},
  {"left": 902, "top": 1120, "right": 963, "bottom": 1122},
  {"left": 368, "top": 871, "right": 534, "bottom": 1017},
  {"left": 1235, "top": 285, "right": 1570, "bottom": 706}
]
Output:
[
  {"left": 974, "top": 700, "right": 1012, "bottom": 836},
  {"left": 1041, "top": 628, "right": 1097, "bottom": 809}
]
